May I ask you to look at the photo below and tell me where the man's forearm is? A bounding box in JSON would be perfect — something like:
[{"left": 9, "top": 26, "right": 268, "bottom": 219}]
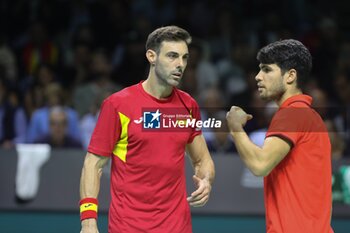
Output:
[
  {"left": 193, "top": 157, "right": 215, "bottom": 184},
  {"left": 79, "top": 153, "right": 109, "bottom": 231},
  {"left": 80, "top": 164, "right": 101, "bottom": 199},
  {"left": 230, "top": 131, "right": 265, "bottom": 176},
  {"left": 226, "top": 106, "right": 290, "bottom": 177},
  {"left": 80, "top": 152, "right": 108, "bottom": 198}
]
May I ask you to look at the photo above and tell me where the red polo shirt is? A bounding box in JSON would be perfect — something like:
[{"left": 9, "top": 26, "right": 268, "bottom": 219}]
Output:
[
  {"left": 88, "top": 82, "right": 201, "bottom": 233},
  {"left": 265, "top": 94, "right": 333, "bottom": 233}
]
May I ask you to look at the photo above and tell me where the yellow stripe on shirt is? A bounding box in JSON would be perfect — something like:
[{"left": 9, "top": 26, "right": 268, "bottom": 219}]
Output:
[{"left": 113, "top": 112, "right": 130, "bottom": 162}]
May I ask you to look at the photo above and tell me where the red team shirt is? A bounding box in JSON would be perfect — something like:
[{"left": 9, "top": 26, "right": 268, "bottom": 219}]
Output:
[
  {"left": 88, "top": 82, "right": 201, "bottom": 233},
  {"left": 265, "top": 95, "right": 334, "bottom": 233}
]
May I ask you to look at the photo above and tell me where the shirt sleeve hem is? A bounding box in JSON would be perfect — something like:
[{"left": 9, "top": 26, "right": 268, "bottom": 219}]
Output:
[
  {"left": 87, "top": 148, "right": 111, "bottom": 157},
  {"left": 187, "top": 131, "right": 202, "bottom": 144},
  {"left": 265, "top": 133, "right": 295, "bottom": 147}
]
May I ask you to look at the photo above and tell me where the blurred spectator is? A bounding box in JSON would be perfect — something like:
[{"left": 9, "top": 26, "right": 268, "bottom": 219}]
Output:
[
  {"left": 308, "top": 86, "right": 346, "bottom": 159},
  {"left": 19, "top": 22, "right": 61, "bottom": 77},
  {"left": 216, "top": 40, "right": 256, "bottom": 105},
  {"left": 112, "top": 32, "right": 148, "bottom": 87},
  {"left": 208, "top": 6, "right": 236, "bottom": 62},
  {"left": 110, "top": 14, "right": 152, "bottom": 78},
  {"left": 246, "top": 90, "right": 279, "bottom": 146},
  {"left": 34, "top": 106, "right": 82, "bottom": 149},
  {"left": 179, "top": 40, "right": 218, "bottom": 100},
  {"left": 188, "top": 40, "right": 218, "bottom": 93},
  {"left": 325, "top": 120, "right": 346, "bottom": 160},
  {"left": 332, "top": 72, "right": 350, "bottom": 156},
  {"left": 206, "top": 110, "right": 236, "bottom": 154},
  {"left": 333, "top": 72, "right": 350, "bottom": 107},
  {"left": 22, "top": 63, "right": 57, "bottom": 118},
  {"left": 232, "top": 65, "right": 261, "bottom": 109},
  {"left": 0, "top": 76, "right": 27, "bottom": 149},
  {"left": 179, "top": 66, "right": 198, "bottom": 100},
  {"left": 304, "top": 17, "right": 340, "bottom": 97},
  {"left": 80, "top": 90, "right": 112, "bottom": 150},
  {"left": 62, "top": 41, "right": 92, "bottom": 91},
  {"left": 336, "top": 41, "right": 350, "bottom": 73},
  {"left": 0, "top": 35, "right": 18, "bottom": 83},
  {"left": 0, "top": 0, "right": 347, "bottom": 159},
  {"left": 73, "top": 49, "right": 122, "bottom": 118},
  {"left": 199, "top": 86, "right": 227, "bottom": 117},
  {"left": 27, "top": 83, "right": 81, "bottom": 143},
  {"left": 199, "top": 86, "right": 227, "bottom": 143},
  {"left": 306, "top": 84, "right": 335, "bottom": 119}
]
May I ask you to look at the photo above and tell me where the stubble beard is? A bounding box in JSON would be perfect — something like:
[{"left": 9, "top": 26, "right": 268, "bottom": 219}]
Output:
[
  {"left": 155, "top": 67, "right": 181, "bottom": 87},
  {"left": 259, "top": 80, "right": 285, "bottom": 102},
  {"left": 269, "top": 82, "right": 286, "bottom": 102}
]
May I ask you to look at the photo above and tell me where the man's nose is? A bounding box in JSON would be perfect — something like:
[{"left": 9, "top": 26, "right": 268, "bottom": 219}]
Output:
[
  {"left": 255, "top": 71, "right": 263, "bottom": 82},
  {"left": 177, "top": 58, "right": 185, "bottom": 68}
]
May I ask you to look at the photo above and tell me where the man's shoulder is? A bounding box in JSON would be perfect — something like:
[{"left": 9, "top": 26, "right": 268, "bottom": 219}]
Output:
[
  {"left": 107, "top": 84, "right": 139, "bottom": 102},
  {"left": 175, "top": 88, "right": 198, "bottom": 104},
  {"left": 100, "top": 84, "right": 142, "bottom": 113}
]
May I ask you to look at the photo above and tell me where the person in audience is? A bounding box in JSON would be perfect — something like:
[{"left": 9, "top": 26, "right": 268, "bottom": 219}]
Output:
[
  {"left": 0, "top": 76, "right": 27, "bottom": 149},
  {"left": 206, "top": 110, "right": 236, "bottom": 153},
  {"left": 34, "top": 106, "right": 82, "bottom": 148},
  {"left": 27, "top": 83, "right": 81, "bottom": 143}
]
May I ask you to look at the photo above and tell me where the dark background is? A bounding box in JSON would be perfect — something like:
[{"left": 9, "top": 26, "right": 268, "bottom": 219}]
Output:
[{"left": 1, "top": 0, "right": 350, "bottom": 232}]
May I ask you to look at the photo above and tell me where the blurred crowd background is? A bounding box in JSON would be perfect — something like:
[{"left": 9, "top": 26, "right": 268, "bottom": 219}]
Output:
[{"left": 0, "top": 0, "right": 349, "bottom": 158}]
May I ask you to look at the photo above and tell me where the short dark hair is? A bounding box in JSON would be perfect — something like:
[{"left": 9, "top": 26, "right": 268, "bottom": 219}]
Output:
[
  {"left": 256, "top": 39, "right": 312, "bottom": 87},
  {"left": 145, "top": 26, "right": 192, "bottom": 53}
]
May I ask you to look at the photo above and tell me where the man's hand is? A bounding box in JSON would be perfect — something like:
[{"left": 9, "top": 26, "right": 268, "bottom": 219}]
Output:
[
  {"left": 187, "top": 175, "right": 212, "bottom": 207},
  {"left": 81, "top": 219, "right": 99, "bottom": 233},
  {"left": 226, "top": 106, "right": 253, "bottom": 132}
]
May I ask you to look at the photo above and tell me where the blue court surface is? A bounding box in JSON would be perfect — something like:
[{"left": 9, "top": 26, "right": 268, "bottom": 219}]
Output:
[{"left": 0, "top": 211, "right": 349, "bottom": 233}]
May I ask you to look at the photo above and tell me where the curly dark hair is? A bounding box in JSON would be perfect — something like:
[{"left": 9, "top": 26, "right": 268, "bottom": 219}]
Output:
[
  {"left": 145, "top": 25, "right": 192, "bottom": 53},
  {"left": 256, "top": 39, "right": 312, "bottom": 87}
]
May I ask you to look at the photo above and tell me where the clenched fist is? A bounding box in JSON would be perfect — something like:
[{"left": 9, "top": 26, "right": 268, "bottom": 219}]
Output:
[{"left": 226, "top": 106, "right": 253, "bottom": 132}]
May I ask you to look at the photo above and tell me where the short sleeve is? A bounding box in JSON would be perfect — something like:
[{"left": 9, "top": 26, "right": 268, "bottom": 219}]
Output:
[
  {"left": 187, "top": 99, "right": 202, "bottom": 143},
  {"left": 266, "top": 108, "right": 303, "bottom": 146},
  {"left": 88, "top": 99, "right": 121, "bottom": 156}
]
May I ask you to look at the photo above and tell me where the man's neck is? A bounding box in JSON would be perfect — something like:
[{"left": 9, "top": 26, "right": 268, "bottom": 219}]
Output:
[
  {"left": 142, "top": 72, "right": 173, "bottom": 99},
  {"left": 276, "top": 88, "right": 303, "bottom": 107}
]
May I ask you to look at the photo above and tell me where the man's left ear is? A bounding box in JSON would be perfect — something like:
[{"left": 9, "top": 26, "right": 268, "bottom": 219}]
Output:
[
  {"left": 146, "top": 49, "right": 157, "bottom": 65},
  {"left": 286, "top": 69, "right": 297, "bottom": 84}
]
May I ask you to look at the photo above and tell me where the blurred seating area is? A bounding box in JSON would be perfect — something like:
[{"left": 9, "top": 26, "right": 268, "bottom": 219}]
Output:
[{"left": 0, "top": 0, "right": 349, "bottom": 158}]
